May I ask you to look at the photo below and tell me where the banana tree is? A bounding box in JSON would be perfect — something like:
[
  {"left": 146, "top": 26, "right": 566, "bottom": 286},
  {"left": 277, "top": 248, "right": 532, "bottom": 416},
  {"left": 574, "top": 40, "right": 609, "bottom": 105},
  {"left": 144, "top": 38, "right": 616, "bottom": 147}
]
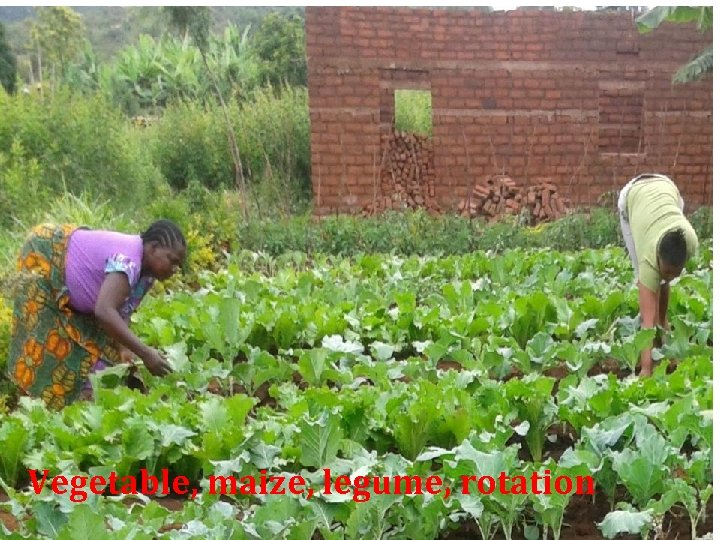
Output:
[{"left": 636, "top": 6, "right": 712, "bottom": 84}]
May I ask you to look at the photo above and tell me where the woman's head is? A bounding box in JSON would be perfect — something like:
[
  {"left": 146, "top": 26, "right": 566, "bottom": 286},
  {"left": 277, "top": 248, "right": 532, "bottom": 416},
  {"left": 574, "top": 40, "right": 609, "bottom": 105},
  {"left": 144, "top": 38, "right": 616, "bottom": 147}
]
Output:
[
  {"left": 141, "top": 220, "right": 186, "bottom": 281},
  {"left": 657, "top": 229, "right": 687, "bottom": 282}
]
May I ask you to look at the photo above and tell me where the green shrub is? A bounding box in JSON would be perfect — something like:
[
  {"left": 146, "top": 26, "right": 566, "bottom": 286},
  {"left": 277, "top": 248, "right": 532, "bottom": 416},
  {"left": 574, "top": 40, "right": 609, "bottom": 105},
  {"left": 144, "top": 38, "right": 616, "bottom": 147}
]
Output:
[
  {"left": 148, "top": 102, "right": 231, "bottom": 191},
  {"left": 239, "top": 211, "right": 504, "bottom": 256},
  {"left": 144, "top": 182, "right": 248, "bottom": 273},
  {"left": 236, "top": 206, "right": 712, "bottom": 257},
  {"left": 0, "top": 88, "right": 162, "bottom": 211},
  {"left": 150, "top": 85, "right": 310, "bottom": 195},
  {"left": 0, "top": 139, "right": 48, "bottom": 229},
  {"left": 522, "top": 208, "right": 622, "bottom": 251},
  {"left": 689, "top": 206, "right": 712, "bottom": 240},
  {"left": 0, "top": 293, "right": 15, "bottom": 409}
]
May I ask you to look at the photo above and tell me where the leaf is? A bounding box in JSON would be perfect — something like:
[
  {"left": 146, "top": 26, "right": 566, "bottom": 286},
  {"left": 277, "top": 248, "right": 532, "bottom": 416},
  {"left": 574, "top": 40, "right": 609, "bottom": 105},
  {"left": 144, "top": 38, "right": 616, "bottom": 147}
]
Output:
[
  {"left": 32, "top": 501, "right": 68, "bottom": 537},
  {"left": 322, "top": 335, "right": 364, "bottom": 355},
  {"left": 247, "top": 347, "right": 294, "bottom": 390},
  {"left": 249, "top": 495, "right": 303, "bottom": 537},
  {"left": 583, "top": 414, "right": 633, "bottom": 455},
  {"left": 0, "top": 419, "right": 29, "bottom": 486},
  {"left": 163, "top": 342, "right": 190, "bottom": 372},
  {"left": 158, "top": 424, "right": 196, "bottom": 448},
  {"left": 299, "top": 411, "right": 342, "bottom": 468},
  {"left": 56, "top": 505, "right": 107, "bottom": 540},
  {"left": 457, "top": 493, "right": 484, "bottom": 519},
  {"left": 416, "top": 447, "right": 454, "bottom": 461},
  {"left": 636, "top": 7, "right": 675, "bottom": 33},
  {"left": 575, "top": 318, "right": 598, "bottom": 338},
  {"left": 210, "top": 454, "right": 249, "bottom": 477},
  {"left": 89, "top": 363, "right": 132, "bottom": 388},
  {"left": 424, "top": 339, "right": 451, "bottom": 364},
  {"left": 648, "top": 478, "right": 696, "bottom": 517},
  {"left": 225, "top": 394, "right": 254, "bottom": 426},
  {"left": 557, "top": 448, "right": 602, "bottom": 475},
  {"left": 526, "top": 332, "right": 554, "bottom": 361},
  {"left": 149, "top": 318, "right": 176, "bottom": 347},
  {"left": 513, "top": 420, "right": 530, "bottom": 437},
  {"left": 370, "top": 341, "right": 394, "bottom": 361},
  {"left": 310, "top": 499, "right": 346, "bottom": 533},
  {"left": 200, "top": 394, "right": 253, "bottom": 433},
  {"left": 394, "top": 291, "right": 416, "bottom": 313},
  {"left": 610, "top": 449, "right": 665, "bottom": 507},
  {"left": 634, "top": 328, "right": 656, "bottom": 350},
  {"left": 287, "top": 519, "right": 318, "bottom": 540},
  {"left": 632, "top": 419, "right": 669, "bottom": 466},
  {"left": 628, "top": 401, "right": 669, "bottom": 418},
  {"left": 394, "top": 413, "right": 432, "bottom": 461},
  {"left": 597, "top": 509, "right": 652, "bottom": 538},
  {"left": 250, "top": 442, "right": 281, "bottom": 469},
  {"left": 219, "top": 296, "right": 245, "bottom": 348},
  {"left": 673, "top": 45, "right": 713, "bottom": 84},
  {"left": 122, "top": 420, "right": 155, "bottom": 461},
  {"left": 298, "top": 349, "right": 329, "bottom": 387},
  {"left": 637, "top": 6, "right": 712, "bottom": 33},
  {"left": 448, "top": 440, "right": 513, "bottom": 480},
  {"left": 200, "top": 397, "right": 228, "bottom": 433},
  {"left": 345, "top": 494, "right": 399, "bottom": 539},
  {"left": 273, "top": 311, "right": 299, "bottom": 349}
]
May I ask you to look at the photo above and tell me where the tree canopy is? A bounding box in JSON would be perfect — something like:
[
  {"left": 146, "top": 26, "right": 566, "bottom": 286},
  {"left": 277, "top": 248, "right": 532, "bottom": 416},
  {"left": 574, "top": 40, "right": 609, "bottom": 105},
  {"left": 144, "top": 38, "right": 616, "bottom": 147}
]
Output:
[{"left": 249, "top": 12, "right": 306, "bottom": 88}]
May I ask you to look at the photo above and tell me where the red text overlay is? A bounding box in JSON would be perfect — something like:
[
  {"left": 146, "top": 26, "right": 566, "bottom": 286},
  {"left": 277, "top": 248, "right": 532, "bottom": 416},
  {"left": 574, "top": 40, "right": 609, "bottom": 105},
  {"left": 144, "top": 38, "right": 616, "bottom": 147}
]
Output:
[{"left": 29, "top": 469, "right": 594, "bottom": 503}]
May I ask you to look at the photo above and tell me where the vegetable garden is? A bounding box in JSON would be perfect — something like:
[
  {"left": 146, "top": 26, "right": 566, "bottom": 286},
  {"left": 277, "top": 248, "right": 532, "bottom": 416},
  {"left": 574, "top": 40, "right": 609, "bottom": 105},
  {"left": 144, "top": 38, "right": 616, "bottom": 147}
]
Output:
[
  {"left": 0, "top": 243, "right": 712, "bottom": 539},
  {"left": 0, "top": 6, "right": 713, "bottom": 538}
]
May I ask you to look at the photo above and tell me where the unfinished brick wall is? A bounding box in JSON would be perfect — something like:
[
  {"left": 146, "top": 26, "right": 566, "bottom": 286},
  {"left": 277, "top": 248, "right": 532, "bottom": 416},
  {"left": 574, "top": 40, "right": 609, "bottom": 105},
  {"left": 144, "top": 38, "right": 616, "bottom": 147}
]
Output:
[{"left": 306, "top": 7, "right": 712, "bottom": 215}]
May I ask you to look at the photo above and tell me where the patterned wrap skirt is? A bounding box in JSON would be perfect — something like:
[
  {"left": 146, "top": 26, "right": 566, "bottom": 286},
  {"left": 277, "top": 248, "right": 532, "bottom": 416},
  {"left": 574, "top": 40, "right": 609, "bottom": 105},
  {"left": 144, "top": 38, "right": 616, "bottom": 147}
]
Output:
[{"left": 6, "top": 223, "right": 121, "bottom": 410}]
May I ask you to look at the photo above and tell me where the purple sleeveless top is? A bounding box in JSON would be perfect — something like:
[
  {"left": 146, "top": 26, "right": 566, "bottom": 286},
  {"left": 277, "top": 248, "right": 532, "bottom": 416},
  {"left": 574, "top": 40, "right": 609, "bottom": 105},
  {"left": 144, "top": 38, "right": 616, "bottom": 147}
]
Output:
[{"left": 64, "top": 229, "right": 155, "bottom": 319}]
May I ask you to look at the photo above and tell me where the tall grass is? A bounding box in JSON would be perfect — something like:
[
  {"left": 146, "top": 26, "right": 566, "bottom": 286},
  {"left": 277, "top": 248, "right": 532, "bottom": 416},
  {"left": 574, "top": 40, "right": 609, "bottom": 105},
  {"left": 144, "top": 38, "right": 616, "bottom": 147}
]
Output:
[
  {"left": 149, "top": 84, "right": 310, "bottom": 199},
  {"left": 395, "top": 89, "right": 432, "bottom": 136}
]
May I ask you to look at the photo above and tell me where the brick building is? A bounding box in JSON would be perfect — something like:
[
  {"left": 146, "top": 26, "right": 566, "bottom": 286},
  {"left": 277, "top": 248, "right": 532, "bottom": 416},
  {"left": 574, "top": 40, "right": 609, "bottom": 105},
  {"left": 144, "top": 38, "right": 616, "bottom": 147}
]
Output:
[{"left": 305, "top": 7, "right": 712, "bottom": 215}]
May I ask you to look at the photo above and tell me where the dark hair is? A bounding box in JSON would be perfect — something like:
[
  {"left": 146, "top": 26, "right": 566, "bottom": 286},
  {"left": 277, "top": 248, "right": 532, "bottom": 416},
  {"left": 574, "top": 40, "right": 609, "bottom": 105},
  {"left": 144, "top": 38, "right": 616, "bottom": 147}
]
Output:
[
  {"left": 658, "top": 229, "right": 687, "bottom": 268},
  {"left": 141, "top": 219, "right": 186, "bottom": 249}
]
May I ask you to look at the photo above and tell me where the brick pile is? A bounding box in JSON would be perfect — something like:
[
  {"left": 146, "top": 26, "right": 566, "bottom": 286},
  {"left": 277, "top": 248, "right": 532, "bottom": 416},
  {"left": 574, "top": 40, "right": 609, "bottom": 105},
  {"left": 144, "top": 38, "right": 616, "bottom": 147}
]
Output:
[
  {"left": 458, "top": 176, "right": 571, "bottom": 223},
  {"left": 362, "top": 131, "right": 442, "bottom": 215}
]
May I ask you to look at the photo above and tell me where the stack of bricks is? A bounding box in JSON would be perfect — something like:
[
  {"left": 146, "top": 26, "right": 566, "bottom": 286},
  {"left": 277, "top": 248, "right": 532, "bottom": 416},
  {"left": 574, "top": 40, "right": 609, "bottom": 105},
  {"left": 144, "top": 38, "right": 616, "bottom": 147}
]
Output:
[
  {"left": 362, "top": 130, "right": 442, "bottom": 215},
  {"left": 458, "top": 176, "right": 571, "bottom": 224}
]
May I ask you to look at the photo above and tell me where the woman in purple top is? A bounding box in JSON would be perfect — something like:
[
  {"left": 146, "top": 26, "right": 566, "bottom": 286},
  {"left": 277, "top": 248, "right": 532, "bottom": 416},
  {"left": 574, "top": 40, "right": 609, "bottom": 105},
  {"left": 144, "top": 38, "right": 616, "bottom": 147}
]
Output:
[{"left": 6, "top": 219, "right": 186, "bottom": 410}]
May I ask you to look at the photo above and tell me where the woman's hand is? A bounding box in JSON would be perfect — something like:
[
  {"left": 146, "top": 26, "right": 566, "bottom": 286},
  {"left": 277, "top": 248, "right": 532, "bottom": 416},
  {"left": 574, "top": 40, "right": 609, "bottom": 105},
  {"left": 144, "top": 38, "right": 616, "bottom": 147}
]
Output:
[
  {"left": 141, "top": 348, "right": 173, "bottom": 376},
  {"left": 95, "top": 274, "right": 167, "bottom": 374},
  {"left": 118, "top": 346, "right": 136, "bottom": 364}
]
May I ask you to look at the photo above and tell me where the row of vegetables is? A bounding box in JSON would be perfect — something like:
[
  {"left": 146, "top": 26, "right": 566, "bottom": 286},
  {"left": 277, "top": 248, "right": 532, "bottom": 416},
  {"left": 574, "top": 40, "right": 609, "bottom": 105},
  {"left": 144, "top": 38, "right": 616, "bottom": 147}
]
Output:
[{"left": 0, "top": 245, "right": 712, "bottom": 538}]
